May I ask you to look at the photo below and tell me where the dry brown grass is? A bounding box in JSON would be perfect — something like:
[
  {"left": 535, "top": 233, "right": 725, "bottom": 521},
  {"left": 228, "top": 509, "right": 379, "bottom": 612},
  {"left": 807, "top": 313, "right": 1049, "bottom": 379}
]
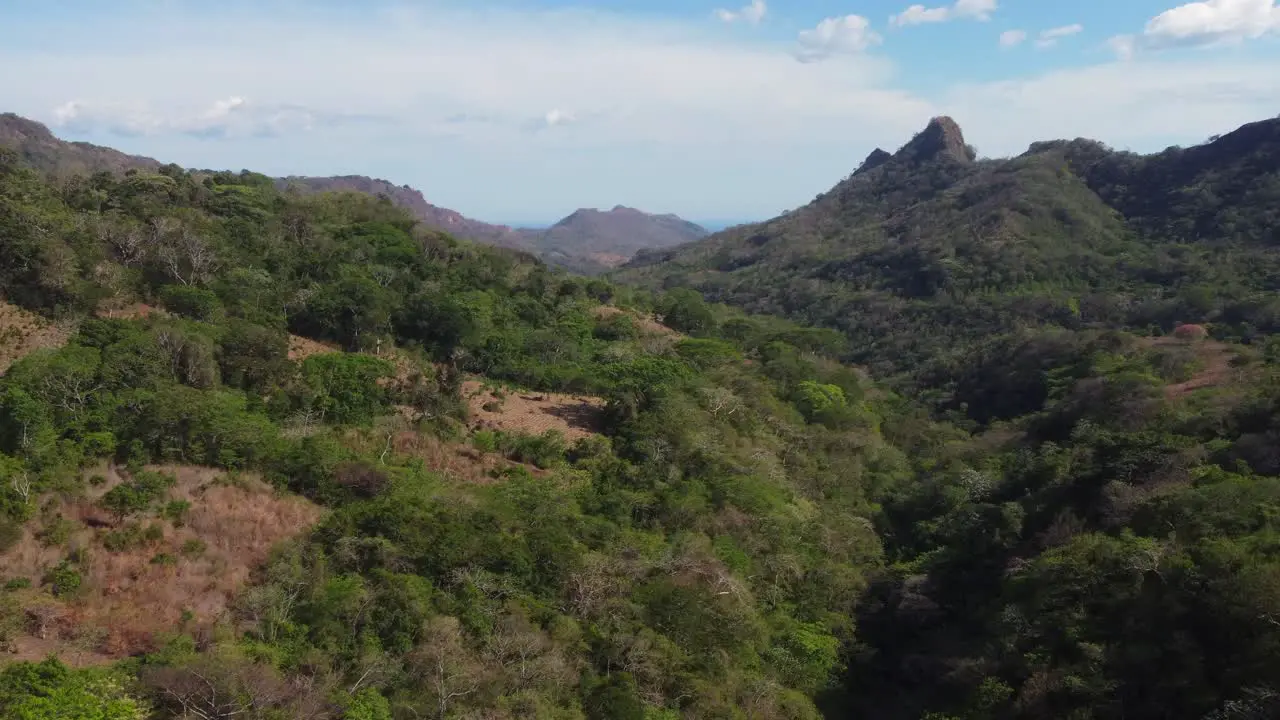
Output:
[
  {"left": 287, "top": 334, "right": 340, "bottom": 361},
  {"left": 0, "top": 301, "right": 73, "bottom": 374},
  {"left": 462, "top": 380, "right": 604, "bottom": 442},
  {"left": 3, "top": 464, "right": 322, "bottom": 662},
  {"left": 390, "top": 432, "right": 549, "bottom": 484},
  {"left": 592, "top": 305, "right": 680, "bottom": 339}
]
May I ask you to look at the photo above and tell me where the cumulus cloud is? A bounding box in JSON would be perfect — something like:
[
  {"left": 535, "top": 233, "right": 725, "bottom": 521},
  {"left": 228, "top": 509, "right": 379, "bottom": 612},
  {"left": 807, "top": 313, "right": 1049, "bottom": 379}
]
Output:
[
  {"left": 1036, "top": 24, "right": 1084, "bottom": 48},
  {"left": 715, "top": 0, "right": 766, "bottom": 25},
  {"left": 1108, "top": 0, "right": 1280, "bottom": 57},
  {"left": 891, "top": 0, "right": 997, "bottom": 27},
  {"left": 998, "top": 29, "right": 1027, "bottom": 47},
  {"left": 795, "top": 15, "right": 883, "bottom": 62}
]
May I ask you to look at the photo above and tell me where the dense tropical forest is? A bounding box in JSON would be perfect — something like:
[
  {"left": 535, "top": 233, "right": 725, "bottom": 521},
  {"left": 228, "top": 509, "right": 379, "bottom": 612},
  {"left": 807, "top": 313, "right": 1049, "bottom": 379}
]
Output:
[{"left": 2, "top": 111, "right": 1280, "bottom": 720}]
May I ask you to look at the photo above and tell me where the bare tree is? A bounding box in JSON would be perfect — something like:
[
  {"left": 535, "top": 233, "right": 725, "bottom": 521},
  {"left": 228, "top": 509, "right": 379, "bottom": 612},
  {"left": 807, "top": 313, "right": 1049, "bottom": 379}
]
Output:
[
  {"left": 143, "top": 656, "right": 338, "bottom": 720},
  {"left": 153, "top": 217, "right": 219, "bottom": 286},
  {"left": 101, "top": 220, "right": 147, "bottom": 267},
  {"left": 408, "top": 616, "right": 486, "bottom": 719},
  {"left": 9, "top": 471, "right": 31, "bottom": 503}
]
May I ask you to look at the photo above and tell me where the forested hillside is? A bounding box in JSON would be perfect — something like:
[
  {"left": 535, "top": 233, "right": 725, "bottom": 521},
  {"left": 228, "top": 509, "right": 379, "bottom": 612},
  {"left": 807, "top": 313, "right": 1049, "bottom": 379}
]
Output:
[
  {"left": 613, "top": 114, "right": 1280, "bottom": 719},
  {"left": 618, "top": 115, "right": 1280, "bottom": 386},
  {"left": 4, "top": 111, "right": 1280, "bottom": 720},
  {"left": 0, "top": 145, "right": 930, "bottom": 718},
  {"left": 0, "top": 114, "right": 705, "bottom": 275}
]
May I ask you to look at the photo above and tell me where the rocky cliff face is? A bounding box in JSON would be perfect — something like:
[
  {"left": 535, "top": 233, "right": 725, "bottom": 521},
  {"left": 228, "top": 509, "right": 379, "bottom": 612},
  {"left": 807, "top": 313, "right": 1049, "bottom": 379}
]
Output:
[{"left": 893, "top": 116, "right": 975, "bottom": 165}]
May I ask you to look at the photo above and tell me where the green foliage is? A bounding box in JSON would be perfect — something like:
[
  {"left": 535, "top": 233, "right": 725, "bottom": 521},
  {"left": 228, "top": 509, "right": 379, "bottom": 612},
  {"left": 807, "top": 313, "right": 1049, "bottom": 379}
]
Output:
[
  {"left": 98, "top": 471, "right": 175, "bottom": 523},
  {"left": 9, "top": 122, "right": 1280, "bottom": 719},
  {"left": 0, "top": 658, "right": 148, "bottom": 719},
  {"left": 158, "top": 285, "right": 222, "bottom": 322},
  {"left": 299, "top": 353, "right": 394, "bottom": 425},
  {"left": 43, "top": 561, "right": 81, "bottom": 598},
  {"left": 344, "top": 688, "right": 392, "bottom": 720}
]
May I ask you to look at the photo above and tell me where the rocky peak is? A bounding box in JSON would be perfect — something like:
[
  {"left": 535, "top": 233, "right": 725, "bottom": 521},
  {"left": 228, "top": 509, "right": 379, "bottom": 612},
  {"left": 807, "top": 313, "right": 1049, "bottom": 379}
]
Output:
[
  {"left": 895, "top": 116, "right": 974, "bottom": 165},
  {"left": 854, "top": 147, "right": 893, "bottom": 175}
]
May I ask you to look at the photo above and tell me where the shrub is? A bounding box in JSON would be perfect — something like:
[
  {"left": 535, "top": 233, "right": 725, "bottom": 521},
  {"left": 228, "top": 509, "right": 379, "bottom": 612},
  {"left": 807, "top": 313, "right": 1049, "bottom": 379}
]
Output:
[
  {"left": 333, "top": 461, "right": 391, "bottom": 499},
  {"left": 160, "top": 285, "right": 223, "bottom": 322},
  {"left": 472, "top": 430, "right": 498, "bottom": 453},
  {"left": 300, "top": 353, "right": 394, "bottom": 425},
  {"left": 45, "top": 561, "right": 82, "bottom": 598},
  {"left": 99, "top": 470, "right": 176, "bottom": 522},
  {"left": 36, "top": 514, "right": 76, "bottom": 547},
  {"left": 3, "top": 577, "right": 32, "bottom": 591},
  {"left": 163, "top": 500, "right": 192, "bottom": 527},
  {"left": 102, "top": 522, "right": 166, "bottom": 552},
  {"left": 499, "top": 430, "right": 567, "bottom": 469},
  {"left": 180, "top": 539, "right": 206, "bottom": 558}
]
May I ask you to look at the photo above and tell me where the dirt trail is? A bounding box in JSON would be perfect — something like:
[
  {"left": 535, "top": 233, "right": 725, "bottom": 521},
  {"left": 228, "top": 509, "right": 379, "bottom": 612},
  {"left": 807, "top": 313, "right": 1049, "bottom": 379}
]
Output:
[{"left": 1143, "top": 336, "right": 1238, "bottom": 399}]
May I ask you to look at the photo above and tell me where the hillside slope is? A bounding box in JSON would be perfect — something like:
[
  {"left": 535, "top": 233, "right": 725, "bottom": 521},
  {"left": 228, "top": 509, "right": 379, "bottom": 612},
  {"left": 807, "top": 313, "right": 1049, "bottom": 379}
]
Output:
[
  {"left": 0, "top": 113, "right": 704, "bottom": 273},
  {"left": 618, "top": 115, "right": 1280, "bottom": 381}
]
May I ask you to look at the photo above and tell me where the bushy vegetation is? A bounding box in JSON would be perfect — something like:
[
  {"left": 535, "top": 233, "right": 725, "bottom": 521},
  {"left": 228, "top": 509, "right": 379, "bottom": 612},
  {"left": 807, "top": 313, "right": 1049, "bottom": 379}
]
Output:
[
  {"left": 5, "top": 116, "right": 1280, "bottom": 719},
  {"left": 0, "top": 149, "right": 917, "bottom": 718}
]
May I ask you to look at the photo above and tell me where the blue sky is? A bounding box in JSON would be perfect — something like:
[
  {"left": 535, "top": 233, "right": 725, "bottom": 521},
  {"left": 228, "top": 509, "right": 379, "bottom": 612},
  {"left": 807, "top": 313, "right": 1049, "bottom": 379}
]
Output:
[{"left": 2, "top": 0, "right": 1279, "bottom": 225}]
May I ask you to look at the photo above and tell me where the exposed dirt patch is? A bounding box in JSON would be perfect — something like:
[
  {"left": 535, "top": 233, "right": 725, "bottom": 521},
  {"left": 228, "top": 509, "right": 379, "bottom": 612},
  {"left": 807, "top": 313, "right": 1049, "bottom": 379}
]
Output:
[
  {"left": 287, "top": 334, "right": 340, "bottom": 361},
  {"left": 0, "top": 301, "right": 73, "bottom": 374},
  {"left": 94, "top": 301, "right": 164, "bottom": 321},
  {"left": 462, "top": 380, "right": 604, "bottom": 442},
  {"left": 1141, "top": 336, "right": 1240, "bottom": 399},
  {"left": 2, "top": 465, "right": 322, "bottom": 662},
  {"left": 592, "top": 305, "right": 681, "bottom": 339}
]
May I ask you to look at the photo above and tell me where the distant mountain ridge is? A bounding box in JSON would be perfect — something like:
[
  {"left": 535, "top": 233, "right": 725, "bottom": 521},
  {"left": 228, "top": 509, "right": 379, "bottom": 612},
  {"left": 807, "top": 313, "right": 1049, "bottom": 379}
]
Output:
[
  {"left": 0, "top": 112, "right": 703, "bottom": 273},
  {"left": 532, "top": 205, "right": 708, "bottom": 273}
]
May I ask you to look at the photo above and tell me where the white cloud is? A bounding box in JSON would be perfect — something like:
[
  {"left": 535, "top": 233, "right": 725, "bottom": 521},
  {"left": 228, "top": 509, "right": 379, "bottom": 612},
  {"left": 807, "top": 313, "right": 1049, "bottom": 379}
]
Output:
[
  {"left": 944, "top": 57, "right": 1280, "bottom": 156},
  {"left": 1108, "top": 0, "right": 1280, "bottom": 57},
  {"left": 999, "top": 29, "right": 1027, "bottom": 47},
  {"left": 543, "top": 109, "right": 576, "bottom": 127},
  {"left": 1036, "top": 23, "right": 1084, "bottom": 48},
  {"left": 795, "top": 15, "right": 883, "bottom": 62},
  {"left": 48, "top": 96, "right": 335, "bottom": 138},
  {"left": 891, "top": 0, "right": 997, "bottom": 27},
  {"left": 4, "top": 1, "right": 1279, "bottom": 222},
  {"left": 1147, "top": 0, "right": 1280, "bottom": 44},
  {"left": 715, "top": 0, "right": 766, "bottom": 25},
  {"left": 1108, "top": 34, "right": 1138, "bottom": 60}
]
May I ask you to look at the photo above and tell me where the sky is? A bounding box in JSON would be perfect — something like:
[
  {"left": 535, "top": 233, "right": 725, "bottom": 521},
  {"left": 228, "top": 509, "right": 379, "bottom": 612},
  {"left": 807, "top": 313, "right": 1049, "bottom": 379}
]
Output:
[{"left": 1, "top": 0, "right": 1279, "bottom": 225}]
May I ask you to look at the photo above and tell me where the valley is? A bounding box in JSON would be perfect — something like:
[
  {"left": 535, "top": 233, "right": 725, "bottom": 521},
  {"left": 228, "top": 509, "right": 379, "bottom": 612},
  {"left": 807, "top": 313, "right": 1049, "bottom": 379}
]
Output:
[{"left": 2, "top": 105, "right": 1280, "bottom": 720}]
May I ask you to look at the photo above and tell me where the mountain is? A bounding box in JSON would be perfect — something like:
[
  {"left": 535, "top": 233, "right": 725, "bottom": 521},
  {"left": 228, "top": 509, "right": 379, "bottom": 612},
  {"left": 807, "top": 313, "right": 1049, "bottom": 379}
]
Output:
[
  {"left": 531, "top": 205, "right": 708, "bottom": 273},
  {"left": 0, "top": 112, "right": 162, "bottom": 176},
  {"left": 275, "top": 174, "right": 533, "bottom": 250},
  {"left": 7, "top": 104, "right": 1280, "bottom": 720},
  {"left": 0, "top": 113, "right": 703, "bottom": 272},
  {"left": 617, "top": 114, "right": 1280, "bottom": 382}
]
